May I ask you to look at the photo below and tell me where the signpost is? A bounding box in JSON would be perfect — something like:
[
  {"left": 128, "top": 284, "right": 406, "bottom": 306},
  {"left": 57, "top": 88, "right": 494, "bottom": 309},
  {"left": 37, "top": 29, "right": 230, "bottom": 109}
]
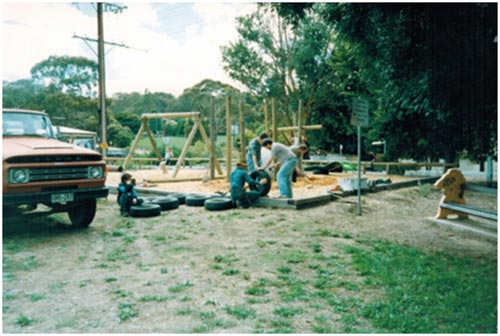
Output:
[{"left": 351, "top": 98, "right": 369, "bottom": 216}]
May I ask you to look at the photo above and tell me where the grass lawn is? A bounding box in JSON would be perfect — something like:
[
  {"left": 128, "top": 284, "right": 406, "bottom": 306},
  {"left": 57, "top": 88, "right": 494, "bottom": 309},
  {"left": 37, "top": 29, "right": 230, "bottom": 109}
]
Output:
[
  {"left": 346, "top": 240, "right": 497, "bottom": 333},
  {"left": 3, "top": 186, "right": 497, "bottom": 333}
]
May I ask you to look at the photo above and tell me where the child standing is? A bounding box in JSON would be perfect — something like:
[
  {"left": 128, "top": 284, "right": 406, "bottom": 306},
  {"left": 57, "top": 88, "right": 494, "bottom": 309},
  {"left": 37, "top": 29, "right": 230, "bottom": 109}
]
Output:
[{"left": 118, "top": 173, "right": 139, "bottom": 216}]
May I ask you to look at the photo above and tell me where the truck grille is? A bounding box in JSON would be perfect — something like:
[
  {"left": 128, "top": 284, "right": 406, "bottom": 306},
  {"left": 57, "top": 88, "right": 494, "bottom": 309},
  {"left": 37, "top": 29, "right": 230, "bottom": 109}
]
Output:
[
  {"left": 7, "top": 155, "right": 102, "bottom": 164},
  {"left": 30, "top": 167, "right": 88, "bottom": 181}
]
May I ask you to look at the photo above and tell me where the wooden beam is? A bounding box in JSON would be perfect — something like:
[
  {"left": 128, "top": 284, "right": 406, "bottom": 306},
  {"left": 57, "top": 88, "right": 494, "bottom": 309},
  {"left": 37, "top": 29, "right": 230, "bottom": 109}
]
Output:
[
  {"left": 209, "top": 98, "right": 216, "bottom": 180},
  {"left": 141, "top": 112, "right": 200, "bottom": 119},
  {"left": 464, "top": 184, "right": 497, "bottom": 195},
  {"left": 277, "top": 125, "right": 323, "bottom": 131},
  {"left": 226, "top": 96, "right": 232, "bottom": 182},
  {"left": 173, "top": 121, "right": 198, "bottom": 178},
  {"left": 272, "top": 98, "right": 277, "bottom": 141},
  {"left": 123, "top": 120, "right": 146, "bottom": 170},
  {"left": 297, "top": 100, "right": 303, "bottom": 173},
  {"left": 195, "top": 116, "right": 223, "bottom": 175},
  {"left": 440, "top": 202, "right": 497, "bottom": 221},
  {"left": 143, "top": 121, "right": 162, "bottom": 161},
  {"left": 239, "top": 100, "right": 245, "bottom": 161},
  {"left": 147, "top": 176, "right": 227, "bottom": 183},
  {"left": 264, "top": 100, "right": 270, "bottom": 135}
]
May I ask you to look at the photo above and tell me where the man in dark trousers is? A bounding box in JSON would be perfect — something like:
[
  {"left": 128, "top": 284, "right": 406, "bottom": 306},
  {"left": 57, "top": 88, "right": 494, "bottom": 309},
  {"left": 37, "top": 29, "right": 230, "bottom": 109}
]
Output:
[
  {"left": 230, "top": 161, "right": 267, "bottom": 208},
  {"left": 246, "top": 132, "right": 268, "bottom": 172}
]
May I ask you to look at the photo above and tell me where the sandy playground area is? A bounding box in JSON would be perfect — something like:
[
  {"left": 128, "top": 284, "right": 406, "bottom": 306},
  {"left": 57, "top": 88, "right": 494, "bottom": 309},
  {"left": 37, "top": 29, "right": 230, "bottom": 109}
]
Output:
[{"left": 106, "top": 167, "right": 416, "bottom": 198}]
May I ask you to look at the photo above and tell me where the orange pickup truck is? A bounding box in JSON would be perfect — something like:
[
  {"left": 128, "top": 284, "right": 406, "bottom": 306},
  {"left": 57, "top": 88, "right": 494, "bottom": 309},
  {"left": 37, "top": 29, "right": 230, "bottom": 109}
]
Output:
[{"left": 3, "top": 108, "right": 109, "bottom": 227}]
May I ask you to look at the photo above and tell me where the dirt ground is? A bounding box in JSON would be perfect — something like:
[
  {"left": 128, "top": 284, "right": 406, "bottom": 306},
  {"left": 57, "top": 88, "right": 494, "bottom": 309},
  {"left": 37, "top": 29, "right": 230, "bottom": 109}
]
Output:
[
  {"left": 105, "top": 167, "right": 411, "bottom": 198},
  {"left": 2, "top": 168, "right": 497, "bottom": 333}
]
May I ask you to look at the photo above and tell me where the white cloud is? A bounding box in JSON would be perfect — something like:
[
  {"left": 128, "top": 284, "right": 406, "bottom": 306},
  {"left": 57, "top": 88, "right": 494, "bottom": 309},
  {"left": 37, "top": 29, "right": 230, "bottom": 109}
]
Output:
[
  {"left": 2, "top": 3, "right": 95, "bottom": 80},
  {"left": 2, "top": 2, "right": 256, "bottom": 97}
]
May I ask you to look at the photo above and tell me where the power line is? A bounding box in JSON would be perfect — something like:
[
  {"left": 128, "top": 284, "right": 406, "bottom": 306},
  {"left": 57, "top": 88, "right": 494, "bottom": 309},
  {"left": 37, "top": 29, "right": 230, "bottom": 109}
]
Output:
[{"left": 72, "top": 34, "right": 148, "bottom": 53}]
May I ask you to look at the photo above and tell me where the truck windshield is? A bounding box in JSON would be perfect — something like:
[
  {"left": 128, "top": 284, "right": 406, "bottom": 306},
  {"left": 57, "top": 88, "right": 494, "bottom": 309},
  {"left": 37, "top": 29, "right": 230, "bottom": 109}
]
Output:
[{"left": 2, "top": 112, "right": 57, "bottom": 138}]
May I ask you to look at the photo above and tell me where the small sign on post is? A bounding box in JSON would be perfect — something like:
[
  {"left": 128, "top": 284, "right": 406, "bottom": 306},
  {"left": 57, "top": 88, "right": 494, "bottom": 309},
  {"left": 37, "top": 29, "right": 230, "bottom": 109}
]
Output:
[
  {"left": 351, "top": 98, "right": 369, "bottom": 216},
  {"left": 351, "top": 98, "right": 369, "bottom": 127}
]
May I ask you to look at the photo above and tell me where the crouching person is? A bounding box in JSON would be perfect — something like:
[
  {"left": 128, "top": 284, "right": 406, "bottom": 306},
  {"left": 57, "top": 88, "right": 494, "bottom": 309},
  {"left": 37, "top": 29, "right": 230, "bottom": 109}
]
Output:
[
  {"left": 230, "top": 162, "right": 267, "bottom": 208},
  {"left": 118, "top": 173, "right": 142, "bottom": 216}
]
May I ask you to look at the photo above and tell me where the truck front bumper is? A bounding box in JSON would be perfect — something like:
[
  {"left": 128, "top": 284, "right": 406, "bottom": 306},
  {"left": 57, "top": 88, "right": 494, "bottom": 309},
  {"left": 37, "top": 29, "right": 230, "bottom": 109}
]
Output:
[{"left": 3, "top": 187, "right": 109, "bottom": 207}]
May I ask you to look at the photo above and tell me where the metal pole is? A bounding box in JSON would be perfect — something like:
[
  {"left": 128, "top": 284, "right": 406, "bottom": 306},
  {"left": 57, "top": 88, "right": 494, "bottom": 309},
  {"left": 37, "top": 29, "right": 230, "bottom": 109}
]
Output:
[
  {"left": 226, "top": 96, "right": 232, "bottom": 182},
  {"left": 487, "top": 155, "right": 493, "bottom": 187},
  {"left": 97, "top": 3, "right": 107, "bottom": 157},
  {"left": 357, "top": 125, "right": 362, "bottom": 216}
]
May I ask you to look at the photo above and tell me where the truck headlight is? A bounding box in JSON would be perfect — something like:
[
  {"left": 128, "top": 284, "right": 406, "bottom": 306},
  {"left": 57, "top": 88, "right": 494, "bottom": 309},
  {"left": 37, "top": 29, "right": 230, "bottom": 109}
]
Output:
[
  {"left": 9, "top": 168, "right": 30, "bottom": 184},
  {"left": 88, "top": 166, "right": 103, "bottom": 179}
]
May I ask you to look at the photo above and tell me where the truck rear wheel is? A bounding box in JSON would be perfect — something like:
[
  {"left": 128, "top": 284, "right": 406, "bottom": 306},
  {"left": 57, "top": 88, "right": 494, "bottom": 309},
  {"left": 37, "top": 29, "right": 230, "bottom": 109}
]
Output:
[{"left": 68, "top": 199, "right": 97, "bottom": 228}]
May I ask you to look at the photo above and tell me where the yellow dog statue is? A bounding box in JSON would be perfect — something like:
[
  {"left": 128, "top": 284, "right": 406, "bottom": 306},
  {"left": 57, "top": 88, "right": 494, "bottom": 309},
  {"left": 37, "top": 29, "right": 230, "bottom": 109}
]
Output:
[{"left": 434, "top": 169, "right": 468, "bottom": 219}]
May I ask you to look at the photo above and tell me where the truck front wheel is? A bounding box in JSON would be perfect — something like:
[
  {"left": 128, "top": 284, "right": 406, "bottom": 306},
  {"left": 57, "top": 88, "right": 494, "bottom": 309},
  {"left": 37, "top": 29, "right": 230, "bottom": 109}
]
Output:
[{"left": 68, "top": 199, "right": 97, "bottom": 228}]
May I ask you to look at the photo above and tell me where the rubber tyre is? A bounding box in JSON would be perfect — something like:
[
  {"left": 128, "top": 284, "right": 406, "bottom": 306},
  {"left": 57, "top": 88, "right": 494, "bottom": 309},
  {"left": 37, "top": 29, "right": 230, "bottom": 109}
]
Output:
[
  {"left": 169, "top": 192, "right": 189, "bottom": 204},
  {"left": 249, "top": 170, "right": 271, "bottom": 196},
  {"left": 325, "top": 161, "right": 343, "bottom": 173},
  {"left": 129, "top": 203, "right": 161, "bottom": 217},
  {"left": 313, "top": 168, "right": 329, "bottom": 175},
  {"left": 204, "top": 197, "right": 233, "bottom": 211},
  {"left": 68, "top": 199, "right": 96, "bottom": 228},
  {"left": 341, "top": 161, "right": 356, "bottom": 171},
  {"left": 185, "top": 194, "right": 210, "bottom": 207},
  {"left": 147, "top": 196, "right": 179, "bottom": 211}
]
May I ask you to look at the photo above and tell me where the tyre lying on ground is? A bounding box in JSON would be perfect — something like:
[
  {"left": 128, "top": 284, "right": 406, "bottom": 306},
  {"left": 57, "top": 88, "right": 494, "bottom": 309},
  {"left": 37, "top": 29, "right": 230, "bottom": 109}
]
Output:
[
  {"left": 185, "top": 194, "right": 211, "bottom": 206},
  {"left": 249, "top": 170, "right": 271, "bottom": 196},
  {"left": 144, "top": 196, "right": 179, "bottom": 211},
  {"left": 129, "top": 203, "right": 162, "bottom": 217},
  {"left": 169, "top": 192, "right": 189, "bottom": 204},
  {"left": 204, "top": 197, "right": 234, "bottom": 211}
]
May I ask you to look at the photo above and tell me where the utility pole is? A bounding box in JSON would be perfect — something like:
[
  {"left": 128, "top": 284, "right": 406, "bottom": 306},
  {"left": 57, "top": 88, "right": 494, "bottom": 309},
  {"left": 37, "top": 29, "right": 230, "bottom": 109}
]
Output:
[
  {"left": 73, "top": 2, "right": 131, "bottom": 158},
  {"left": 97, "top": 2, "right": 107, "bottom": 157}
]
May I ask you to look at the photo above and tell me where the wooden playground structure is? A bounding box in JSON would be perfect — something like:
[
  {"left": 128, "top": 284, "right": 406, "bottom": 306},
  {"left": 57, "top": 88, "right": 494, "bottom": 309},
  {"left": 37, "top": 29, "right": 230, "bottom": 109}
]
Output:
[
  {"left": 107, "top": 97, "right": 460, "bottom": 189},
  {"left": 113, "top": 98, "right": 322, "bottom": 182}
]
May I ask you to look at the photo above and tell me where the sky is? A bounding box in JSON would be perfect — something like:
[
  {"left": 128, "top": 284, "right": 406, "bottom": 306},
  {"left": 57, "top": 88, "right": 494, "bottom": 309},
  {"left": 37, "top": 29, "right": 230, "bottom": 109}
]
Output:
[{"left": 2, "top": 1, "right": 256, "bottom": 97}]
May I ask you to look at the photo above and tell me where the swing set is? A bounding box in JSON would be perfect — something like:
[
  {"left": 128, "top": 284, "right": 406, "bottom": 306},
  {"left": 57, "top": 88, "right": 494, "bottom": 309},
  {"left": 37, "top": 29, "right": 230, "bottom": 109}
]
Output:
[{"left": 122, "top": 112, "right": 223, "bottom": 179}]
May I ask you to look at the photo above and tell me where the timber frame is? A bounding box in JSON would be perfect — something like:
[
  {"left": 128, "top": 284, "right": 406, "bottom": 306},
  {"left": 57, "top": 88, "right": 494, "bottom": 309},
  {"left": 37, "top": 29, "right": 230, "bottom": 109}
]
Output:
[{"left": 122, "top": 112, "right": 223, "bottom": 178}]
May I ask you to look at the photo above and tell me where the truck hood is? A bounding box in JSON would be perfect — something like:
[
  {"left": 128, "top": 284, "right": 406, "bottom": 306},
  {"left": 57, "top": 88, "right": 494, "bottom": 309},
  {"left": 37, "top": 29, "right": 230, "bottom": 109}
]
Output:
[{"left": 3, "top": 136, "right": 100, "bottom": 159}]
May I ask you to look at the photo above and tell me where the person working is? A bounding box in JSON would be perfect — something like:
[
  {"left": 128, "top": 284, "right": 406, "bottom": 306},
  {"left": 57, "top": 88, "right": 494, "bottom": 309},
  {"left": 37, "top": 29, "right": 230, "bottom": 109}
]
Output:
[
  {"left": 230, "top": 161, "right": 267, "bottom": 208},
  {"left": 262, "top": 138, "right": 298, "bottom": 198},
  {"left": 290, "top": 144, "right": 309, "bottom": 182},
  {"left": 246, "top": 132, "right": 268, "bottom": 172}
]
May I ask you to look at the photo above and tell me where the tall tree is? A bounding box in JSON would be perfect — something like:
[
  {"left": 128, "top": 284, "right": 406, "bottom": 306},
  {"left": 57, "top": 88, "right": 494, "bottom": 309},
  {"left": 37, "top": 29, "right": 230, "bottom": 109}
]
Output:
[
  {"left": 30, "top": 55, "right": 98, "bottom": 97},
  {"left": 222, "top": 5, "right": 301, "bottom": 126},
  {"left": 273, "top": 3, "right": 498, "bottom": 161}
]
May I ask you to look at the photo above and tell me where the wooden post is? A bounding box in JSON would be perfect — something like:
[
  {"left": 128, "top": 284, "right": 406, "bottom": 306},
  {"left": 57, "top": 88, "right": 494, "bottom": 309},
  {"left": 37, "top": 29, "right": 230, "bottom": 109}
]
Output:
[
  {"left": 297, "top": 100, "right": 303, "bottom": 174},
  {"left": 272, "top": 98, "right": 277, "bottom": 141},
  {"left": 239, "top": 100, "right": 245, "bottom": 162},
  {"left": 123, "top": 120, "right": 145, "bottom": 170},
  {"left": 264, "top": 100, "right": 270, "bottom": 135},
  {"left": 209, "top": 98, "right": 216, "bottom": 180},
  {"left": 226, "top": 96, "right": 232, "bottom": 182},
  {"left": 195, "top": 116, "right": 223, "bottom": 175},
  {"left": 272, "top": 98, "right": 278, "bottom": 181},
  {"left": 173, "top": 121, "right": 198, "bottom": 178},
  {"left": 144, "top": 121, "right": 161, "bottom": 161}
]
